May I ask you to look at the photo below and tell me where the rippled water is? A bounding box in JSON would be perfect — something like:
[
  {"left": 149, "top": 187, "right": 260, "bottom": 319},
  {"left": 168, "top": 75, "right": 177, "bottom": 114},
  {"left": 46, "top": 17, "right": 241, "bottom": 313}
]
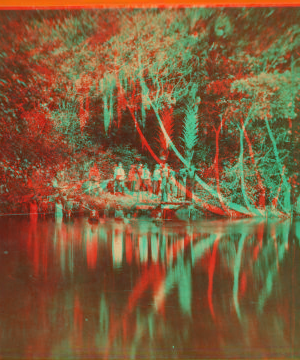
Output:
[{"left": 0, "top": 215, "right": 299, "bottom": 359}]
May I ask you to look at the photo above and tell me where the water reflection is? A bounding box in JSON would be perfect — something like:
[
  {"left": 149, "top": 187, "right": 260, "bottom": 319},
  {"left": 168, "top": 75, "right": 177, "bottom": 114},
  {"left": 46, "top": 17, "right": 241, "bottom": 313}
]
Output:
[{"left": 0, "top": 216, "right": 299, "bottom": 359}]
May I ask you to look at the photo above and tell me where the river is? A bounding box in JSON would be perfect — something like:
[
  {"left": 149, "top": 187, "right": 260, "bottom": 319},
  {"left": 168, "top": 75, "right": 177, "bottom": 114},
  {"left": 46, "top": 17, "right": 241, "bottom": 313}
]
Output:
[{"left": 0, "top": 215, "right": 299, "bottom": 359}]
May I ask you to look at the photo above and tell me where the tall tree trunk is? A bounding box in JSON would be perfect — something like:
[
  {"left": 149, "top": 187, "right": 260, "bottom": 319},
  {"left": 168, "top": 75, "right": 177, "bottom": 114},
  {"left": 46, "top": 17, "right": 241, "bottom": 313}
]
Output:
[
  {"left": 272, "top": 167, "right": 284, "bottom": 210},
  {"left": 240, "top": 118, "right": 265, "bottom": 210},
  {"left": 239, "top": 129, "right": 252, "bottom": 209},
  {"left": 265, "top": 117, "right": 290, "bottom": 214},
  {"left": 239, "top": 128, "right": 263, "bottom": 216},
  {"left": 214, "top": 118, "right": 232, "bottom": 215}
]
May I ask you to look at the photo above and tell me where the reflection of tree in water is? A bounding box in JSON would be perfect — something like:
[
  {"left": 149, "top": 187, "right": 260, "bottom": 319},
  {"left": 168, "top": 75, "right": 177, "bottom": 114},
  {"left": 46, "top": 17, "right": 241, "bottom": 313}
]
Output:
[
  {"left": 0, "top": 217, "right": 299, "bottom": 359},
  {"left": 104, "top": 219, "right": 296, "bottom": 359}
]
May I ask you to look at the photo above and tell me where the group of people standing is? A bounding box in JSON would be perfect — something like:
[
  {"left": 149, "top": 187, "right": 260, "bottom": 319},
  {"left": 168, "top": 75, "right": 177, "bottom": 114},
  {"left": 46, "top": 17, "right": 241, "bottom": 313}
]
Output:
[{"left": 113, "top": 162, "right": 198, "bottom": 202}]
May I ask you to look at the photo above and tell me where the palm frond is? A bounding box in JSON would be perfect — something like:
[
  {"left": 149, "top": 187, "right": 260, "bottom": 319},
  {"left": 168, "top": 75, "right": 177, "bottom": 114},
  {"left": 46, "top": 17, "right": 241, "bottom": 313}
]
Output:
[{"left": 182, "top": 106, "right": 199, "bottom": 152}]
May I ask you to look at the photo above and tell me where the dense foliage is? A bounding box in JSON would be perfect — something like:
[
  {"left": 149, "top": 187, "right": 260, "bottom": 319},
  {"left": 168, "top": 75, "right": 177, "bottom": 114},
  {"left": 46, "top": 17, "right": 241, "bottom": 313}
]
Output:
[{"left": 0, "top": 8, "right": 299, "bottom": 216}]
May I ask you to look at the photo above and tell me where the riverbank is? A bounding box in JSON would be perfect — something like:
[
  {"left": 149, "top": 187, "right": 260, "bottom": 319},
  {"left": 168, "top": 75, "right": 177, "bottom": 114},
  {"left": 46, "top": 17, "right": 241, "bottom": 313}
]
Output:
[{"left": 1, "top": 189, "right": 298, "bottom": 220}]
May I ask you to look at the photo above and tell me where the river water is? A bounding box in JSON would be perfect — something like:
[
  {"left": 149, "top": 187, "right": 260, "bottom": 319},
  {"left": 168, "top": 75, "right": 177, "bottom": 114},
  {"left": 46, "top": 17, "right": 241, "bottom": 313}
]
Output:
[{"left": 0, "top": 215, "right": 299, "bottom": 359}]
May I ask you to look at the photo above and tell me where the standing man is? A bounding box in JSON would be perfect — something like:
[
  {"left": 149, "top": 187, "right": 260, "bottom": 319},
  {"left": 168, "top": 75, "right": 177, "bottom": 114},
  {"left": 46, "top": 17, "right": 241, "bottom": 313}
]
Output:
[
  {"left": 186, "top": 165, "right": 197, "bottom": 202},
  {"left": 141, "top": 164, "right": 152, "bottom": 193},
  {"left": 169, "top": 169, "right": 177, "bottom": 198},
  {"left": 89, "top": 162, "right": 101, "bottom": 182},
  {"left": 178, "top": 167, "right": 188, "bottom": 200},
  {"left": 112, "top": 163, "right": 118, "bottom": 194},
  {"left": 152, "top": 164, "right": 162, "bottom": 195},
  {"left": 128, "top": 164, "right": 138, "bottom": 192},
  {"left": 114, "top": 162, "right": 126, "bottom": 194},
  {"left": 137, "top": 164, "right": 144, "bottom": 192},
  {"left": 161, "top": 163, "right": 170, "bottom": 202}
]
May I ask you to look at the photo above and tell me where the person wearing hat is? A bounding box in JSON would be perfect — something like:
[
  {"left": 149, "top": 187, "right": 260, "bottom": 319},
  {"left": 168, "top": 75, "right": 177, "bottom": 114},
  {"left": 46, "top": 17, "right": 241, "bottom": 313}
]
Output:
[
  {"left": 141, "top": 164, "right": 152, "bottom": 193},
  {"left": 114, "top": 162, "right": 126, "bottom": 194},
  {"left": 169, "top": 169, "right": 177, "bottom": 198},
  {"left": 177, "top": 167, "right": 187, "bottom": 200},
  {"left": 137, "top": 163, "right": 144, "bottom": 192},
  {"left": 186, "top": 164, "right": 197, "bottom": 202},
  {"left": 115, "top": 203, "right": 125, "bottom": 219},
  {"left": 152, "top": 164, "right": 162, "bottom": 195},
  {"left": 112, "top": 163, "right": 118, "bottom": 194},
  {"left": 161, "top": 163, "right": 170, "bottom": 202},
  {"left": 128, "top": 164, "right": 139, "bottom": 192}
]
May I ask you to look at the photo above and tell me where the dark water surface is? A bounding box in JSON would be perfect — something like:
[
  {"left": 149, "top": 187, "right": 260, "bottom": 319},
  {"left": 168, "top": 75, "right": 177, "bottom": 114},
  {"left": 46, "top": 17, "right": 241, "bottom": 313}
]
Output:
[{"left": 0, "top": 215, "right": 299, "bottom": 359}]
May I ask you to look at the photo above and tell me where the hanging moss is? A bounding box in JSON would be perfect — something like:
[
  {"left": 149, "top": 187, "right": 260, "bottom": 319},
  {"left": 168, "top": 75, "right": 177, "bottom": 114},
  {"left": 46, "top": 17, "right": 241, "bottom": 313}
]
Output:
[
  {"left": 100, "top": 78, "right": 104, "bottom": 94},
  {"left": 109, "top": 92, "right": 114, "bottom": 127},
  {"left": 103, "top": 95, "right": 110, "bottom": 134},
  {"left": 124, "top": 75, "right": 128, "bottom": 93}
]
